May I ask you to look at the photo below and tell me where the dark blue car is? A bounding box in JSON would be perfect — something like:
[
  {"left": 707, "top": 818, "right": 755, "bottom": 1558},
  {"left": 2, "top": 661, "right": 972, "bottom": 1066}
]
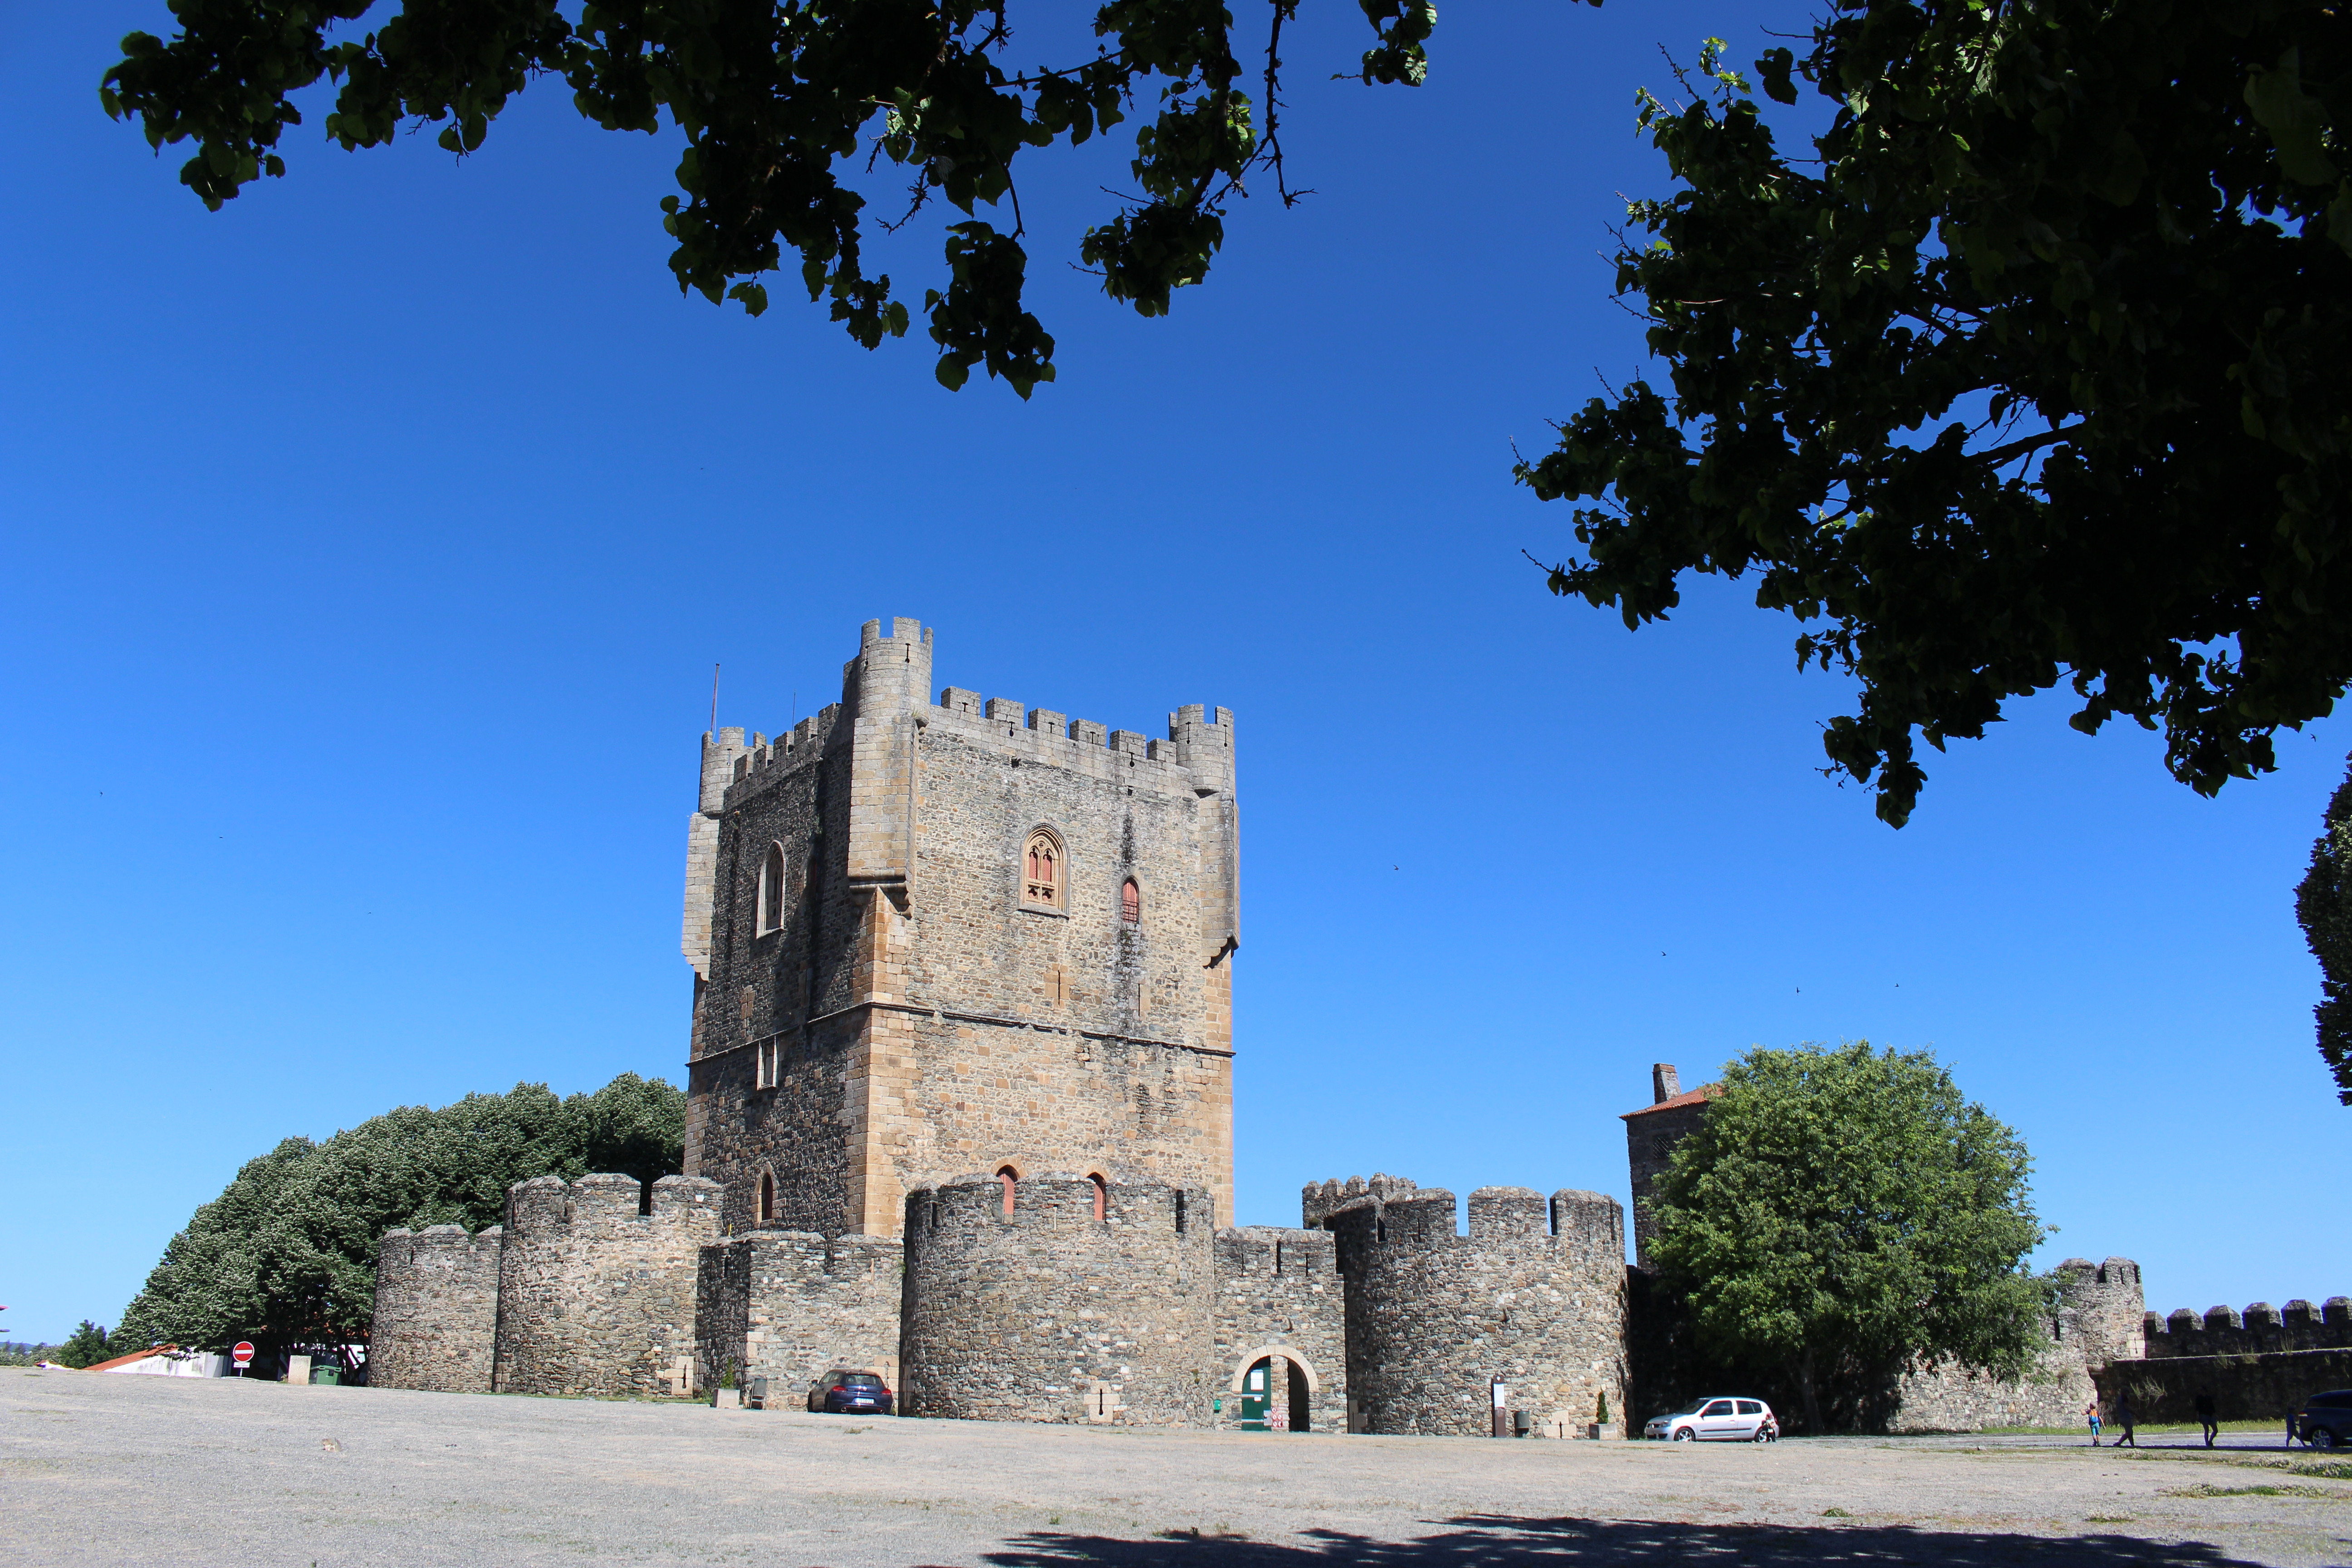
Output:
[
  {"left": 807, "top": 1370, "right": 894, "bottom": 1415},
  {"left": 2297, "top": 1389, "right": 2351, "bottom": 1449}
]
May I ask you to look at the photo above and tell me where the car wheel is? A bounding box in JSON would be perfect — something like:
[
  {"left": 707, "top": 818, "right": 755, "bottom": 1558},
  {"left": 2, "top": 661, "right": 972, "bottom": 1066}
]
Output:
[
  {"left": 2315, "top": 1427, "right": 2340, "bottom": 1450},
  {"left": 1673, "top": 1427, "right": 1696, "bottom": 1442},
  {"left": 1754, "top": 1426, "right": 1776, "bottom": 1443}
]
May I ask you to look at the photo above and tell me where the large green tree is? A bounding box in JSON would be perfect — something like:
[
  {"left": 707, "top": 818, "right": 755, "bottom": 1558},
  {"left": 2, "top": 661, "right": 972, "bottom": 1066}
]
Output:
[
  {"left": 2296, "top": 755, "right": 2352, "bottom": 1104},
  {"left": 99, "top": 0, "right": 1464, "bottom": 397},
  {"left": 117, "top": 1073, "right": 683, "bottom": 1358},
  {"left": 1521, "top": 1, "right": 2352, "bottom": 828},
  {"left": 1646, "top": 1042, "right": 2048, "bottom": 1435}
]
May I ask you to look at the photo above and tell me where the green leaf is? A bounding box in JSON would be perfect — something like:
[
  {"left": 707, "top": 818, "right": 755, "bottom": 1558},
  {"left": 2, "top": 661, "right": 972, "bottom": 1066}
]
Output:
[{"left": 2245, "top": 49, "right": 2337, "bottom": 186}]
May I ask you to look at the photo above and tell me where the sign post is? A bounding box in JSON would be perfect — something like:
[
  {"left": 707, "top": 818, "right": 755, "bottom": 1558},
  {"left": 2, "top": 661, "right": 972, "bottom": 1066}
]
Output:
[
  {"left": 231, "top": 1342, "right": 254, "bottom": 1378},
  {"left": 1491, "top": 1379, "right": 1510, "bottom": 1439}
]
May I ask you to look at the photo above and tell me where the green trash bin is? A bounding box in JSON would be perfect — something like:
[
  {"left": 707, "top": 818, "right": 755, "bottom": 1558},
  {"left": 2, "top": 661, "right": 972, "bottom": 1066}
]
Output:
[{"left": 309, "top": 1365, "right": 341, "bottom": 1386}]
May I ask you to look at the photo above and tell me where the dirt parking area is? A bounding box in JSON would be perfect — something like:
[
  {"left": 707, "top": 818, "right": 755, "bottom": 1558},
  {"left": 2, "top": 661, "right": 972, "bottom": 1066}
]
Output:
[{"left": 3, "top": 1367, "right": 2348, "bottom": 1566}]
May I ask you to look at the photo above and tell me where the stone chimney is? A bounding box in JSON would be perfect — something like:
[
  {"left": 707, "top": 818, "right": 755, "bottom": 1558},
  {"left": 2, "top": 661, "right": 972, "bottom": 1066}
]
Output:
[{"left": 1651, "top": 1063, "right": 1681, "bottom": 1104}]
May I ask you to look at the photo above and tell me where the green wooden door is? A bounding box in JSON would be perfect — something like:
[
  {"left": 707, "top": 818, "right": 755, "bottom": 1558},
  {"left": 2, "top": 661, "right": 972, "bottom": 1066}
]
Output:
[{"left": 1236, "top": 1359, "right": 1272, "bottom": 1430}]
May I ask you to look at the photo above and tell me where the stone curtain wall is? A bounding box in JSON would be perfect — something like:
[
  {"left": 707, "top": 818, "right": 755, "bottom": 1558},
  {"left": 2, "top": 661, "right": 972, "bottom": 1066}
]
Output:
[
  {"left": 695, "top": 1230, "right": 905, "bottom": 1403},
  {"left": 492, "top": 1173, "right": 722, "bottom": 1398},
  {"left": 369, "top": 1224, "right": 501, "bottom": 1392},
  {"left": 1314, "top": 1178, "right": 1627, "bottom": 1439},
  {"left": 2097, "top": 1348, "right": 2352, "bottom": 1425},
  {"left": 1891, "top": 1352, "right": 2093, "bottom": 1432},
  {"left": 901, "top": 1175, "right": 1215, "bottom": 1425},
  {"left": 1212, "top": 1227, "right": 1347, "bottom": 1433},
  {"left": 2143, "top": 1296, "right": 2352, "bottom": 1358},
  {"left": 1888, "top": 1258, "right": 2146, "bottom": 1433}
]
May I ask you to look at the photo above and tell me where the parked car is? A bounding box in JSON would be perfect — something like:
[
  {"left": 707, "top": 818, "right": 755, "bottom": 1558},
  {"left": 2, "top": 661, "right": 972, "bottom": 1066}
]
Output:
[
  {"left": 1644, "top": 1396, "right": 1778, "bottom": 1442},
  {"left": 2298, "top": 1390, "right": 2352, "bottom": 1449},
  {"left": 807, "top": 1370, "right": 894, "bottom": 1415}
]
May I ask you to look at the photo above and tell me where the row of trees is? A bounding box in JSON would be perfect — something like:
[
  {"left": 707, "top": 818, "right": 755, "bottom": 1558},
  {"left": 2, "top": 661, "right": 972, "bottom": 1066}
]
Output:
[
  {"left": 116, "top": 1073, "right": 682, "bottom": 1360},
  {"left": 0, "top": 1326, "right": 113, "bottom": 1368}
]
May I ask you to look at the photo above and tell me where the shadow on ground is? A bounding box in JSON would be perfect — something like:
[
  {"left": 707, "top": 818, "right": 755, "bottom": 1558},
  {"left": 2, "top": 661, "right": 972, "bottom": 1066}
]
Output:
[{"left": 980, "top": 1514, "right": 2273, "bottom": 1567}]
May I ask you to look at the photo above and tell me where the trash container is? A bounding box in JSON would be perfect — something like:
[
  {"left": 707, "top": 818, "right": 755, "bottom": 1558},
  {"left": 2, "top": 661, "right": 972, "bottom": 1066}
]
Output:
[{"left": 309, "top": 1365, "right": 341, "bottom": 1386}]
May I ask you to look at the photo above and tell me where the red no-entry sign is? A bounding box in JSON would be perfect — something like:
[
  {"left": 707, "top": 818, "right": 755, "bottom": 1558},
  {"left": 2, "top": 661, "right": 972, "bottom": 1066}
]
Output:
[{"left": 231, "top": 1343, "right": 254, "bottom": 1366}]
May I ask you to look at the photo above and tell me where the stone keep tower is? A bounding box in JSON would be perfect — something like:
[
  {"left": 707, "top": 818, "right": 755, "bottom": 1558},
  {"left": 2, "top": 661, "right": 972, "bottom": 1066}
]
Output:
[{"left": 681, "top": 619, "right": 1240, "bottom": 1239}]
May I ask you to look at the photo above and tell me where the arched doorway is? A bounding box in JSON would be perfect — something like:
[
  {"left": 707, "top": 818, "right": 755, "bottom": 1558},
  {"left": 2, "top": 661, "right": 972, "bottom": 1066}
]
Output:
[{"left": 1230, "top": 1348, "right": 1317, "bottom": 1433}]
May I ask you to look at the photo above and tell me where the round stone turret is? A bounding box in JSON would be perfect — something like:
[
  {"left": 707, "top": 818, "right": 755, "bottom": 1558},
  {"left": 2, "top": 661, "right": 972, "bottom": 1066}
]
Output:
[
  {"left": 369, "top": 1222, "right": 501, "bottom": 1392},
  {"left": 490, "top": 1173, "right": 722, "bottom": 1397},
  {"left": 1319, "top": 1181, "right": 1626, "bottom": 1438},
  {"left": 900, "top": 1173, "right": 1214, "bottom": 1425}
]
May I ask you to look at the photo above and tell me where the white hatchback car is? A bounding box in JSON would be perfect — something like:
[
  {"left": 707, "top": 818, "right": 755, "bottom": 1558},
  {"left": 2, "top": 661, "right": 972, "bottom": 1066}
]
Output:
[{"left": 1645, "top": 1396, "right": 1778, "bottom": 1441}]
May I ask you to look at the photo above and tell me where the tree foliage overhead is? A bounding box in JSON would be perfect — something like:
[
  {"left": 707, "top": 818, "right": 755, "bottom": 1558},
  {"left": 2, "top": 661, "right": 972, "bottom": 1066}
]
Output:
[
  {"left": 1521, "top": 1, "right": 2352, "bottom": 827},
  {"left": 99, "top": 0, "right": 1466, "bottom": 397},
  {"left": 117, "top": 1073, "right": 683, "bottom": 1356},
  {"left": 1646, "top": 1042, "right": 2048, "bottom": 1434},
  {"left": 2295, "top": 754, "right": 2352, "bottom": 1104}
]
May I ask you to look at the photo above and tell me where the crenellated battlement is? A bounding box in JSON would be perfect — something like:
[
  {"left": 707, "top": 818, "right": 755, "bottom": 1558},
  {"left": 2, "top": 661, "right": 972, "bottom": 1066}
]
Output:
[
  {"left": 924, "top": 685, "right": 1234, "bottom": 791},
  {"left": 1215, "top": 1225, "right": 1336, "bottom": 1278},
  {"left": 1301, "top": 1172, "right": 1418, "bottom": 1229},
  {"left": 716, "top": 704, "right": 844, "bottom": 809},
  {"left": 501, "top": 1172, "right": 722, "bottom": 1235},
  {"left": 2141, "top": 1294, "right": 2352, "bottom": 1358},
  {"left": 911, "top": 1171, "right": 1211, "bottom": 1237}
]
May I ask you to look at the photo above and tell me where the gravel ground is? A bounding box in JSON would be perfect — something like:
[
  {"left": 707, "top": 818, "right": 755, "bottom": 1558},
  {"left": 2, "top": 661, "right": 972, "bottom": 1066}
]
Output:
[{"left": 5, "top": 1368, "right": 2349, "bottom": 1567}]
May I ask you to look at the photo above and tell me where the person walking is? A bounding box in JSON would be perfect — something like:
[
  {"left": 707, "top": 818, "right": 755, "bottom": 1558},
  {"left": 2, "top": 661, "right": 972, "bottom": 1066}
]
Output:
[
  {"left": 2113, "top": 1396, "right": 2138, "bottom": 1447},
  {"left": 2086, "top": 1397, "right": 2103, "bottom": 1446},
  {"left": 2288, "top": 1409, "right": 2303, "bottom": 1449},
  {"left": 2195, "top": 1392, "right": 2219, "bottom": 1448}
]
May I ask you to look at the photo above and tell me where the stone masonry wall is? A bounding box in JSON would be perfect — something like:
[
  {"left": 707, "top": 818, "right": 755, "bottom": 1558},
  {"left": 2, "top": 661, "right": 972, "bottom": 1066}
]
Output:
[
  {"left": 1312, "top": 1176, "right": 1627, "bottom": 1439},
  {"left": 2097, "top": 1348, "right": 2352, "bottom": 1425},
  {"left": 1889, "top": 1258, "right": 2146, "bottom": 1433},
  {"left": 492, "top": 1173, "right": 722, "bottom": 1398},
  {"left": 1891, "top": 1349, "right": 2094, "bottom": 1432},
  {"left": 369, "top": 1223, "right": 501, "bottom": 1393},
  {"left": 1212, "top": 1227, "right": 1348, "bottom": 1433},
  {"left": 2142, "top": 1295, "right": 2352, "bottom": 1358},
  {"left": 901, "top": 1175, "right": 1215, "bottom": 1425},
  {"left": 695, "top": 1230, "right": 905, "bottom": 1403}
]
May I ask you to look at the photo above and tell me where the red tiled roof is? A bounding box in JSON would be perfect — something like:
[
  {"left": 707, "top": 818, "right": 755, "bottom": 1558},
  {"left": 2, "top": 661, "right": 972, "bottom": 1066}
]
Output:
[
  {"left": 80, "top": 1343, "right": 179, "bottom": 1372},
  {"left": 1621, "top": 1083, "right": 1722, "bottom": 1120}
]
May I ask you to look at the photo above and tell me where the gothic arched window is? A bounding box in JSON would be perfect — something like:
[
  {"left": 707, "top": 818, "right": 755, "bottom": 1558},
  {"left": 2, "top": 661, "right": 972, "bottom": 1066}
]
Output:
[
  {"left": 1021, "top": 829, "right": 1064, "bottom": 910},
  {"left": 1089, "top": 1172, "right": 1108, "bottom": 1222},
  {"left": 759, "top": 1171, "right": 775, "bottom": 1224},
  {"left": 757, "top": 842, "right": 787, "bottom": 935},
  {"left": 1120, "top": 879, "right": 1141, "bottom": 925},
  {"left": 997, "top": 1165, "right": 1020, "bottom": 1216}
]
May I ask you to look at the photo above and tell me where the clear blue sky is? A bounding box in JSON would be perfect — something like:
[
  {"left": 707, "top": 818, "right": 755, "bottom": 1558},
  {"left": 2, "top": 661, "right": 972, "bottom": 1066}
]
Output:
[{"left": 3, "top": 3, "right": 2344, "bottom": 1347}]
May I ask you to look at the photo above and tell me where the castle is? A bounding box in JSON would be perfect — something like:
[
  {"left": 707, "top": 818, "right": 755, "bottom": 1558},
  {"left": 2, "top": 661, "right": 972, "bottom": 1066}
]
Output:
[{"left": 369, "top": 619, "right": 2352, "bottom": 1434}]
